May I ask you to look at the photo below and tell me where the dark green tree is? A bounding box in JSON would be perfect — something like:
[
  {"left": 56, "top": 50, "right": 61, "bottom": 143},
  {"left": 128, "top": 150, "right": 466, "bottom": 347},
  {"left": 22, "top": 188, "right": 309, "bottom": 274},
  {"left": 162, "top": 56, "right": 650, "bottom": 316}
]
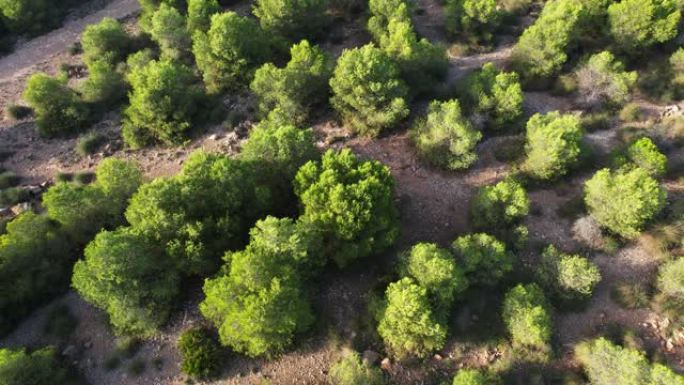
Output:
[
  {"left": 0, "top": 347, "right": 72, "bottom": 385},
  {"left": 253, "top": 0, "right": 329, "bottom": 40},
  {"left": 451, "top": 233, "right": 512, "bottom": 286},
  {"left": 23, "top": 73, "right": 90, "bottom": 137},
  {"left": 178, "top": 327, "right": 222, "bottom": 380},
  {"left": 186, "top": 0, "right": 220, "bottom": 34},
  {"left": 328, "top": 352, "right": 386, "bottom": 385},
  {"left": 608, "top": 0, "right": 681, "bottom": 53},
  {"left": 502, "top": 283, "right": 552, "bottom": 349}
]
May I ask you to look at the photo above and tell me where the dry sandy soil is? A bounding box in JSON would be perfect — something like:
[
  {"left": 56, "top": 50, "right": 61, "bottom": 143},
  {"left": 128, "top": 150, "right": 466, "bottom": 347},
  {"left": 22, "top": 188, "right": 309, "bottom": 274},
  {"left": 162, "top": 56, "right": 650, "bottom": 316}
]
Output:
[{"left": 0, "top": 0, "right": 683, "bottom": 384}]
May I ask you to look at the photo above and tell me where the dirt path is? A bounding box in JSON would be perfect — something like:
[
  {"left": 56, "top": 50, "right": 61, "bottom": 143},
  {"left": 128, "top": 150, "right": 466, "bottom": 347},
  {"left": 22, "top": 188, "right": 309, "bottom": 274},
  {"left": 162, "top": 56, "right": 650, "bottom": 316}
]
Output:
[{"left": 0, "top": 0, "right": 141, "bottom": 82}]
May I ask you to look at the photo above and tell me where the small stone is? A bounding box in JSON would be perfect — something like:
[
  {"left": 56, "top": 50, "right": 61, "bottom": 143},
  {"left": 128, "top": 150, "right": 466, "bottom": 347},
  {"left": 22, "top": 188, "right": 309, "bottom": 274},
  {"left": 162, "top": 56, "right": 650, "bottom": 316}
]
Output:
[
  {"left": 83, "top": 340, "right": 93, "bottom": 349},
  {"left": 380, "top": 358, "right": 391, "bottom": 371},
  {"left": 666, "top": 339, "right": 675, "bottom": 351},
  {"left": 434, "top": 354, "right": 443, "bottom": 361}
]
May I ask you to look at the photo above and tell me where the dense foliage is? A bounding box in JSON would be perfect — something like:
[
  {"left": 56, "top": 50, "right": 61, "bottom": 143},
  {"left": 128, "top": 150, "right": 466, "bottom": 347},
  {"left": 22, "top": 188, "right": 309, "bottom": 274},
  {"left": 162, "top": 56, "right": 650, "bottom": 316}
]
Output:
[
  {"left": 470, "top": 179, "right": 529, "bottom": 231},
  {"left": 618, "top": 137, "right": 668, "bottom": 178},
  {"left": 187, "top": 0, "right": 221, "bottom": 34},
  {"left": 608, "top": 0, "right": 681, "bottom": 53},
  {"left": 411, "top": 99, "right": 482, "bottom": 170},
  {"left": 178, "top": 327, "right": 222, "bottom": 380},
  {"left": 329, "top": 44, "right": 409, "bottom": 137},
  {"left": 149, "top": 3, "right": 192, "bottom": 61},
  {"left": 328, "top": 352, "right": 385, "bottom": 385},
  {"left": 502, "top": 283, "right": 552, "bottom": 349},
  {"left": 0, "top": 0, "right": 86, "bottom": 36},
  {"left": 575, "top": 51, "right": 637, "bottom": 108},
  {"left": 445, "top": 0, "right": 501, "bottom": 42},
  {"left": 522, "top": 111, "right": 584, "bottom": 180},
  {"left": 584, "top": 167, "right": 667, "bottom": 238},
  {"left": 295, "top": 149, "right": 399, "bottom": 267},
  {"left": 80, "top": 17, "right": 131, "bottom": 65},
  {"left": 23, "top": 73, "right": 90, "bottom": 137},
  {"left": 537, "top": 244, "right": 601, "bottom": 303},
  {"left": 253, "top": 0, "right": 328, "bottom": 40},
  {"left": 451, "top": 233, "right": 512, "bottom": 286}
]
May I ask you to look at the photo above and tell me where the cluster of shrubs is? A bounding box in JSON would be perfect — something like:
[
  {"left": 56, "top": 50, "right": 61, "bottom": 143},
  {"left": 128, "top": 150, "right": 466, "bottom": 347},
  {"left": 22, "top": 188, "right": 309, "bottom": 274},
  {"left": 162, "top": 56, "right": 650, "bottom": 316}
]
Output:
[{"left": 0, "top": 346, "right": 81, "bottom": 385}]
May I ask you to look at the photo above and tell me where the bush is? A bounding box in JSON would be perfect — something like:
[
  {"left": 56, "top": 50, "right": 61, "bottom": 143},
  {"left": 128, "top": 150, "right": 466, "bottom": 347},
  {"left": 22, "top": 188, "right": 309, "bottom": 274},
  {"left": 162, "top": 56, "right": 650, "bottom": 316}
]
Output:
[
  {"left": 177, "top": 327, "right": 222, "bottom": 380},
  {"left": 75, "top": 131, "right": 105, "bottom": 156},
  {"left": 452, "top": 369, "right": 494, "bottom": 385},
  {"left": 619, "top": 103, "right": 643, "bottom": 122},
  {"left": 522, "top": 111, "right": 584, "bottom": 180},
  {"left": 459, "top": 63, "right": 523, "bottom": 132},
  {"left": 253, "top": 0, "right": 328, "bottom": 40},
  {"left": 377, "top": 278, "right": 447, "bottom": 359},
  {"left": 81, "top": 59, "right": 126, "bottom": 105},
  {"left": 672, "top": 48, "right": 684, "bottom": 98},
  {"left": 328, "top": 352, "right": 385, "bottom": 385},
  {"left": 0, "top": 212, "right": 70, "bottom": 336},
  {"left": 502, "top": 283, "right": 552, "bottom": 349},
  {"left": 80, "top": 17, "right": 131, "bottom": 65},
  {"left": 5, "top": 104, "right": 32, "bottom": 120},
  {"left": 186, "top": 0, "right": 220, "bottom": 34},
  {"left": 23, "top": 73, "right": 90, "bottom": 137},
  {"left": 410, "top": 99, "right": 482, "bottom": 170},
  {"left": 0, "top": 187, "right": 29, "bottom": 206},
  {"left": 123, "top": 59, "right": 205, "bottom": 148},
  {"left": 193, "top": 12, "right": 273, "bottom": 93},
  {"left": 149, "top": 4, "right": 192, "bottom": 61},
  {"left": 445, "top": 0, "right": 501, "bottom": 43},
  {"left": 510, "top": 0, "right": 584, "bottom": 82},
  {"left": 584, "top": 167, "right": 666, "bottom": 238},
  {"left": 329, "top": 44, "right": 409, "bottom": 137},
  {"left": 470, "top": 178, "right": 529, "bottom": 230},
  {"left": 575, "top": 51, "right": 637, "bottom": 108},
  {"left": 537, "top": 244, "right": 601, "bottom": 303},
  {"left": 657, "top": 257, "right": 684, "bottom": 299},
  {"left": 295, "top": 149, "right": 399, "bottom": 267},
  {"left": 618, "top": 137, "right": 668, "bottom": 178},
  {"left": 400, "top": 243, "right": 468, "bottom": 311},
  {"left": 451, "top": 233, "right": 512, "bottom": 286},
  {"left": 367, "top": 0, "right": 413, "bottom": 42},
  {"left": 611, "top": 282, "right": 650, "bottom": 309},
  {"left": 251, "top": 40, "right": 332, "bottom": 126},
  {"left": 0, "top": 0, "right": 78, "bottom": 36},
  {"left": 608, "top": 0, "right": 681, "bottom": 53},
  {"left": 0, "top": 171, "right": 20, "bottom": 189},
  {"left": 575, "top": 338, "right": 684, "bottom": 385},
  {"left": 72, "top": 228, "right": 180, "bottom": 337},
  {"left": 0, "top": 347, "right": 72, "bottom": 385}
]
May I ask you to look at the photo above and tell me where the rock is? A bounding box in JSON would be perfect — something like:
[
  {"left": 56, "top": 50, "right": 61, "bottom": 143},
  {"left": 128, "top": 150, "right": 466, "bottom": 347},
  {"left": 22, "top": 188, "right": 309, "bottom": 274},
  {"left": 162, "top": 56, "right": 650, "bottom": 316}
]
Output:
[
  {"left": 362, "top": 350, "right": 380, "bottom": 365},
  {"left": 380, "top": 358, "right": 391, "bottom": 371},
  {"left": 209, "top": 133, "right": 220, "bottom": 141},
  {"left": 663, "top": 105, "right": 683, "bottom": 118},
  {"left": 83, "top": 340, "right": 93, "bottom": 349},
  {"left": 666, "top": 339, "right": 675, "bottom": 351},
  {"left": 434, "top": 354, "right": 443, "bottom": 361}
]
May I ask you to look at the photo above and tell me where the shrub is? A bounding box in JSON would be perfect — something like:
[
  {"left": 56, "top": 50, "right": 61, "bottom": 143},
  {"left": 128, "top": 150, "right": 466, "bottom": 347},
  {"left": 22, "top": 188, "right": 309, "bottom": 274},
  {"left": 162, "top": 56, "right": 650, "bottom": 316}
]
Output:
[
  {"left": 400, "top": 243, "right": 468, "bottom": 311},
  {"left": 122, "top": 59, "right": 205, "bottom": 148},
  {"left": 0, "top": 187, "right": 29, "bottom": 206},
  {"left": 253, "top": 0, "right": 328, "bottom": 40},
  {"left": 575, "top": 338, "right": 684, "bottom": 385},
  {"left": 0, "top": 347, "right": 71, "bottom": 384},
  {"left": 657, "top": 257, "right": 684, "bottom": 299},
  {"left": 618, "top": 137, "right": 668, "bottom": 178},
  {"left": 459, "top": 63, "right": 523, "bottom": 131},
  {"left": 611, "top": 282, "right": 650, "bottom": 309},
  {"left": 445, "top": 0, "right": 501, "bottom": 42},
  {"left": 619, "top": 103, "right": 643, "bottom": 122},
  {"left": 510, "top": 0, "right": 584, "bottom": 82},
  {"left": 584, "top": 167, "right": 666, "bottom": 238},
  {"left": 95, "top": 158, "right": 144, "bottom": 208},
  {"left": 294, "top": 149, "right": 399, "bottom": 267},
  {"left": 672, "top": 48, "right": 684, "bottom": 98},
  {"left": 75, "top": 132, "right": 105, "bottom": 156},
  {"left": 575, "top": 51, "right": 637, "bottom": 108},
  {"left": 177, "top": 327, "right": 222, "bottom": 380},
  {"left": 0, "top": 212, "right": 71, "bottom": 336},
  {"left": 410, "top": 99, "right": 482, "bottom": 170},
  {"left": 452, "top": 369, "right": 492, "bottom": 385},
  {"left": 186, "top": 0, "right": 221, "bottom": 34},
  {"left": 43, "top": 182, "right": 109, "bottom": 242},
  {"left": 193, "top": 12, "right": 273, "bottom": 93},
  {"left": 502, "top": 283, "right": 552, "bottom": 349},
  {"left": 81, "top": 59, "right": 126, "bottom": 105},
  {"left": 23, "top": 73, "right": 90, "bottom": 137},
  {"left": 451, "top": 233, "right": 512, "bottom": 286},
  {"left": 608, "top": 0, "right": 681, "bottom": 53},
  {"left": 80, "top": 17, "right": 131, "bottom": 65},
  {"left": 0, "top": 171, "right": 19, "bottom": 189},
  {"left": 5, "top": 104, "right": 32, "bottom": 120},
  {"left": 251, "top": 40, "right": 332, "bottom": 126},
  {"left": 522, "top": 111, "right": 584, "bottom": 180},
  {"left": 72, "top": 228, "right": 179, "bottom": 337},
  {"left": 0, "top": 0, "right": 74, "bottom": 36},
  {"left": 537, "top": 244, "right": 601, "bottom": 303},
  {"left": 149, "top": 4, "right": 192, "bottom": 61},
  {"left": 367, "top": 0, "right": 413, "bottom": 42},
  {"left": 330, "top": 44, "right": 409, "bottom": 137},
  {"left": 377, "top": 278, "right": 447, "bottom": 359},
  {"left": 328, "top": 351, "right": 385, "bottom": 385},
  {"left": 470, "top": 178, "right": 529, "bottom": 230}
]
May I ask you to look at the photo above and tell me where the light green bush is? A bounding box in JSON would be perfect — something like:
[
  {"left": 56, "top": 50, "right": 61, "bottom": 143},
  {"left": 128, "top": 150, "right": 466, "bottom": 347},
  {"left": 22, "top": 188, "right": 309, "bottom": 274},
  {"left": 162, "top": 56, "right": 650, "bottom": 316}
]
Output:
[
  {"left": 451, "top": 233, "right": 512, "bottom": 285},
  {"left": 460, "top": 63, "right": 523, "bottom": 131},
  {"left": 522, "top": 111, "right": 584, "bottom": 180}
]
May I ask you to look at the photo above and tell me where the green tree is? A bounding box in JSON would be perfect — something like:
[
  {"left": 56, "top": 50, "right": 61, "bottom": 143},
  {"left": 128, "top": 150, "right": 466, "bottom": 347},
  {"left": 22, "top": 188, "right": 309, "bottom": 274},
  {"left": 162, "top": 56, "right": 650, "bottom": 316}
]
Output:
[
  {"left": 0, "top": 0, "right": 75, "bottom": 36},
  {"left": 80, "top": 17, "right": 131, "bottom": 65},
  {"left": 81, "top": 59, "right": 126, "bottom": 105},
  {"left": 0, "top": 347, "right": 71, "bottom": 385},
  {"left": 23, "top": 73, "right": 90, "bottom": 137},
  {"left": 502, "top": 283, "right": 552, "bottom": 348},
  {"left": 377, "top": 278, "right": 447, "bottom": 359},
  {"left": 460, "top": 63, "right": 524, "bottom": 131},
  {"left": 608, "top": 0, "right": 681, "bottom": 52},
  {"left": 330, "top": 44, "right": 409, "bottom": 136},
  {"left": 295, "top": 149, "right": 399, "bottom": 267},
  {"left": 400, "top": 243, "right": 468, "bottom": 310},
  {"left": 410, "top": 99, "right": 482, "bottom": 170},
  {"left": 72, "top": 228, "right": 179, "bottom": 337},
  {"left": 253, "top": 0, "right": 328, "bottom": 40},
  {"left": 0, "top": 212, "right": 70, "bottom": 335},
  {"left": 193, "top": 12, "right": 273, "bottom": 93},
  {"left": 511, "top": 0, "right": 584, "bottom": 82},
  {"left": 584, "top": 167, "right": 666, "bottom": 238},
  {"left": 251, "top": 40, "right": 332, "bottom": 126},
  {"left": 576, "top": 51, "right": 637, "bottom": 108},
  {"left": 537, "top": 244, "right": 601, "bottom": 303},
  {"left": 451, "top": 233, "right": 512, "bottom": 286},
  {"left": 470, "top": 179, "right": 529, "bottom": 230},
  {"left": 186, "top": 0, "right": 220, "bottom": 34},
  {"left": 95, "top": 158, "right": 144, "bottom": 209},
  {"left": 328, "top": 352, "right": 386, "bottom": 385},
  {"left": 575, "top": 338, "right": 651, "bottom": 385},
  {"left": 139, "top": 0, "right": 184, "bottom": 31},
  {"left": 42, "top": 182, "right": 110, "bottom": 242},
  {"left": 445, "top": 0, "right": 501, "bottom": 42},
  {"left": 178, "top": 327, "right": 222, "bottom": 380},
  {"left": 367, "top": 0, "right": 413, "bottom": 42},
  {"left": 149, "top": 3, "right": 192, "bottom": 61},
  {"left": 619, "top": 137, "right": 668, "bottom": 178},
  {"left": 122, "top": 59, "right": 205, "bottom": 148},
  {"left": 522, "top": 111, "right": 584, "bottom": 180},
  {"left": 651, "top": 364, "right": 684, "bottom": 385}
]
